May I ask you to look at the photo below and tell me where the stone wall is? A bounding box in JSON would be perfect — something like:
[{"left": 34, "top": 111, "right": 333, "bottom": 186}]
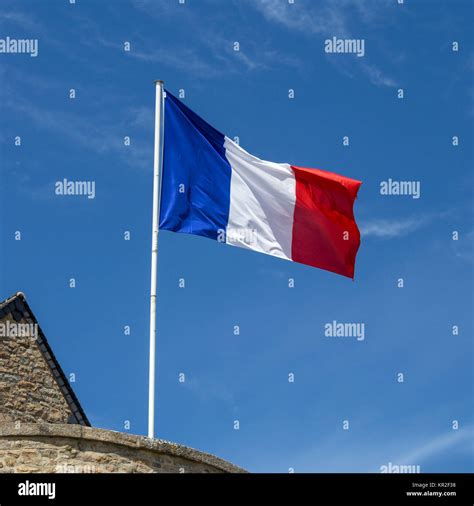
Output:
[
  {"left": 0, "top": 423, "right": 246, "bottom": 473},
  {"left": 0, "top": 315, "right": 73, "bottom": 425}
]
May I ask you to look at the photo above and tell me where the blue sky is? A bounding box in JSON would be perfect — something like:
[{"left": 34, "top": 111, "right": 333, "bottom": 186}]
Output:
[{"left": 0, "top": 0, "right": 473, "bottom": 473}]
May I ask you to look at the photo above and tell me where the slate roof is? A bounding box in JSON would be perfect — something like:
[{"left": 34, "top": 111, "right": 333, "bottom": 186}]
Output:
[{"left": 0, "top": 292, "right": 90, "bottom": 426}]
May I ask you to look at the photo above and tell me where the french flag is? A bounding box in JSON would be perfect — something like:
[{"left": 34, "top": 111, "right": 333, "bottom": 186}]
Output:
[{"left": 159, "top": 91, "right": 362, "bottom": 279}]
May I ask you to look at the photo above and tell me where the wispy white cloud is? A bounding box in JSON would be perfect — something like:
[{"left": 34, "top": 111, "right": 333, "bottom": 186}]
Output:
[
  {"left": 452, "top": 229, "right": 474, "bottom": 262},
  {"left": 281, "top": 421, "right": 474, "bottom": 473},
  {"left": 249, "top": 0, "right": 398, "bottom": 88},
  {"left": 3, "top": 93, "right": 151, "bottom": 171},
  {"left": 124, "top": 0, "right": 303, "bottom": 77},
  {"left": 128, "top": 105, "right": 153, "bottom": 130},
  {"left": 131, "top": 45, "right": 225, "bottom": 76},
  {"left": 0, "top": 8, "right": 75, "bottom": 56},
  {"left": 361, "top": 62, "right": 397, "bottom": 88},
  {"left": 94, "top": 31, "right": 301, "bottom": 77},
  {"left": 132, "top": 0, "right": 185, "bottom": 17},
  {"left": 360, "top": 210, "right": 457, "bottom": 239},
  {"left": 252, "top": 0, "right": 392, "bottom": 35},
  {"left": 397, "top": 425, "right": 474, "bottom": 466},
  {"left": 0, "top": 10, "right": 40, "bottom": 30},
  {"left": 360, "top": 217, "right": 429, "bottom": 238},
  {"left": 252, "top": 0, "right": 348, "bottom": 36}
]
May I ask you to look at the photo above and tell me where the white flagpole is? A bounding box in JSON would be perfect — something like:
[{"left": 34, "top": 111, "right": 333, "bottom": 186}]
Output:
[{"left": 148, "top": 80, "right": 164, "bottom": 439}]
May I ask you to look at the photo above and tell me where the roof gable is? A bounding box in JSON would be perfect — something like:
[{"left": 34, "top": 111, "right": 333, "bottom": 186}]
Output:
[{"left": 0, "top": 293, "right": 90, "bottom": 426}]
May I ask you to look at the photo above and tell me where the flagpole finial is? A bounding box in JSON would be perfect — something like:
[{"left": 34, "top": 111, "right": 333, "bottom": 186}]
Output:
[{"left": 154, "top": 80, "right": 164, "bottom": 85}]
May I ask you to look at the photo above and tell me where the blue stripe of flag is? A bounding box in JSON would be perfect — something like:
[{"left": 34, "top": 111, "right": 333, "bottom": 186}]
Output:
[{"left": 159, "top": 90, "right": 232, "bottom": 241}]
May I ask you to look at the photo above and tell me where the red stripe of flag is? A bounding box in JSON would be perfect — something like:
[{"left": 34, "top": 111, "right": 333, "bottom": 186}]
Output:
[{"left": 290, "top": 166, "right": 362, "bottom": 279}]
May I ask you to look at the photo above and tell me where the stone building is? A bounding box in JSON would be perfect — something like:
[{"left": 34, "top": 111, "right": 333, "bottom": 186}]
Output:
[{"left": 0, "top": 293, "right": 245, "bottom": 473}]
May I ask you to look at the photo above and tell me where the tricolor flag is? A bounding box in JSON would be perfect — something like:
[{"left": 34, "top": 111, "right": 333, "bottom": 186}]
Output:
[{"left": 159, "top": 91, "right": 362, "bottom": 278}]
